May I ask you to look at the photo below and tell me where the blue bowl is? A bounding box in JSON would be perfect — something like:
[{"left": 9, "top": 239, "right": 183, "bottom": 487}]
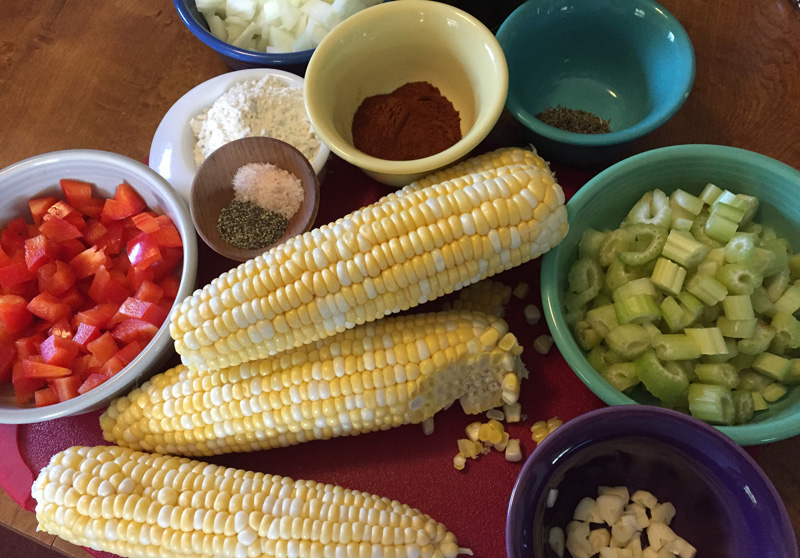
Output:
[
  {"left": 506, "top": 406, "right": 797, "bottom": 558},
  {"left": 497, "top": 0, "right": 695, "bottom": 167},
  {"left": 540, "top": 144, "right": 800, "bottom": 445},
  {"left": 173, "top": 0, "right": 315, "bottom": 73}
]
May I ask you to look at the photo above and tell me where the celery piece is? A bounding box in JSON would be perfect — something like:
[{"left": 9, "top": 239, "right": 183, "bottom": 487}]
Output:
[
  {"left": 751, "top": 391, "right": 768, "bottom": 411},
  {"left": 764, "top": 268, "right": 791, "bottom": 302},
  {"left": 770, "top": 311, "right": 800, "bottom": 351},
  {"left": 737, "top": 321, "right": 776, "bottom": 355},
  {"left": 565, "top": 306, "right": 587, "bottom": 326},
  {"left": 752, "top": 352, "right": 793, "bottom": 382},
  {"left": 761, "top": 382, "right": 788, "bottom": 403},
  {"left": 636, "top": 350, "right": 690, "bottom": 402},
  {"left": 739, "top": 370, "right": 773, "bottom": 392},
  {"left": 605, "top": 259, "right": 649, "bottom": 292},
  {"left": 715, "top": 263, "right": 762, "bottom": 296},
  {"left": 741, "top": 221, "right": 763, "bottom": 236},
  {"left": 614, "top": 294, "right": 662, "bottom": 325},
  {"left": 703, "top": 337, "right": 739, "bottom": 363},
  {"left": 668, "top": 359, "right": 698, "bottom": 382},
  {"left": 684, "top": 327, "right": 728, "bottom": 355},
  {"left": 565, "top": 290, "right": 593, "bottom": 314},
  {"left": 598, "top": 229, "right": 634, "bottom": 268},
  {"left": 579, "top": 229, "right": 607, "bottom": 260},
  {"left": 617, "top": 224, "right": 668, "bottom": 267},
  {"left": 724, "top": 233, "right": 755, "bottom": 264},
  {"left": 662, "top": 230, "right": 711, "bottom": 269},
  {"left": 587, "top": 345, "right": 622, "bottom": 373},
  {"left": 722, "top": 294, "right": 755, "bottom": 320},
  {"left": 574, "top": 321, "right": 602, "bottom": 351},
  {"left": 601, "top": 362, "right": 640, "bottom": 392},
  {"left": 697, "top": 247, "right": 726, "bottom": 277},
  {"left": 586, "top": 304, "right": 620, "bottom": 338},
  {"left": 688, "top": 383, "right": 735, "bottom": 425},
  {"left": 760, "top": 238, "right": 790, "bottom": 277},
  {"left": 686, "top": 273, "right": 728, "bottom": 305},
  {"left": 716, "top": 316, "right": 758, "bottom": 339},
  {"left": 642, "top": 322, "right": 663, "bottom": 341},
  {"left": 729, "top": 351, "right": 757, "bottom": 370},
  {"left": 789, "top": 254, "right": 800, "bottom": 281},
  {"left": 623, "top": 189, "right": 672, "bottom": 228},
  {"left": 731, "top": 390, "right": 755, "bottom": 425},
  {"left": 758, "top": 226, "right": 778, "bottom": 244},
  {"left": 733, "top": 194, "right": 760, "bottom": 226},
  {"left": 660, "top": 296, "right": 686, "bottom": 333},
  {"left": 592, "top": 293, "right": 613, "bottom": 308},
  {"left": 709, "top": 201, "right": 746, "bottom": 225},
  {"left": 671, "top": 189, "right": 704, "bottom": 215},
  {"left": 652, "top": 334, "right": 702, "bottom": 361},
  {"left": 651, "top": 258, "right": 687, "bottom": 296},
  {"left": 768, "top": 335, "right": 790, "bottom": 356},
  {"left": 750, "top": 287, "right": 776, "bottom": 317},
  {"left": 671, "top": 204, "right": 698, "bottom": 231},
  {"left": 606, "top": 324, "right": 651, "bottom": 360},
  {"left": 699, "top": 183, "right": 723, "bottom": 205},
  {"left": 613, "top": 277, "right": 659, "bottom": 302},
  {"left": 786, "top": 359, "right": 800, "bottom": 385},
  {"left": 750, "top": 247, "right": 777, "bottom": 277},
  {"left": 702, "top": 302, "right": 722, "bottom": 323},
  {"left": 678, "top": 291, "right": 705, "bottom": 325},
  {"left": 695, "top": 363, "right": 740, "bottom": 389},
  {"left": 690, "top": 211, "right": 724, "bottom": 248},
  {"left": 568, "top": 257, "right": 603, "bottom": 294},
  {"left": 774, "top": 284, "right": 800, "bottom": 315}
]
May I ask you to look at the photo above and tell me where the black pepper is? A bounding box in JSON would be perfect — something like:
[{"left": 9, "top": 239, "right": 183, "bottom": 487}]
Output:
[
  {"left": 535, "top": 106, "right": 612, "bottom": 134},
  {"left": 217, "top": 199, "right": 288, "bottom": 250}
]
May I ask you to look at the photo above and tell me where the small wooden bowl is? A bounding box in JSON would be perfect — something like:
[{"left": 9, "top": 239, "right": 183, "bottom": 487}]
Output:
[{"left": 191, "top": 136, "right": 320, "bottom": 262}]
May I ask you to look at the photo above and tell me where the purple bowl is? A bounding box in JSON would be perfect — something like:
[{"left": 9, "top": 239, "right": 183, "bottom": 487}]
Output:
[{"left": 506, "top": 406, "right": 797, "bottom": 558}]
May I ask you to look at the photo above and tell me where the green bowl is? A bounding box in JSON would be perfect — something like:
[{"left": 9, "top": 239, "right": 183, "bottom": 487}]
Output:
[{"left": 540, "top": 144, "right": 800, "bottom": 445}]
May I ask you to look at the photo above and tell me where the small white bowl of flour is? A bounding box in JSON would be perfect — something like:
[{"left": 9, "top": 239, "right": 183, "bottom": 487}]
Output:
[{"left": 149, "top": 68, "right": 329, "bottom": 204}]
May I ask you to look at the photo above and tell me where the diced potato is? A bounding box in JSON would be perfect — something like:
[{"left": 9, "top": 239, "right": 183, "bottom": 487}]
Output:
[
  {"left": 599, "top": 486, "right": 630, "bottom": 502},
  {"left": 665, "top": 536, "right": 697, "bottom": 558},
  {"left": 589, "top": 528, "right": 611, "bottom": 554},
  {"left": 548, "top": 526, "right": 565, "bottom": 558},
  {"left": 573, "top": 497, "right": 603, "bottom": 523},
  {"left": 631, "top": 490, "right": 659, "bottom": 509},
  {"left": 650, "top": 502, "right": 676, "bottom": 525},
  {"left": 646, "top": 522, "right": 678, "bottom": 552},
  {"left": 596, "top": 494, "right": 626, "bottom": 525}
]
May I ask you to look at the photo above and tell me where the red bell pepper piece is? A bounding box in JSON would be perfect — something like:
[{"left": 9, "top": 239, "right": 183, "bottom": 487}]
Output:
[
  {"left": 24, "top": 234, "right": 56, "bottom": 272},
  {"left": 110, "top": 297, "right": 168, "bottom": 327},
  {"left": 134, "top": 280, "right": 164, "bottom": 304},
  {"left": 88, "top": 266, "right": 129, "bottom": 304},
  {"left": 27, "top": 292, "right": 71, "bottom": 323},
  {"left": 48, "top": 319, "right": 72, "bottom": 339},
  {"left": 37, "top": 260, "right": 77, "bottom": 296},
  {"left": 50, "top": 374, "right": 82, "bottom": 402},
  {"left": 21, "top": 358, "right": 72, "bottom": 379},
  {"left": 0, "top": 261, "right": 36, "bottom": 289},
  {"left": 39, "top": 334, "right": 80, "bottom": 367},
  {"left": 39, "top": 217, "right": 83, "bottom": 242},
  {"left": 74, "top": 197, "right": 104, "bottom": 220},
  {"left": 69, "top": 246, "right": 109, "bottom": 279},
  {"left": 111, "top": 318, "right": 158, "bottom": 345},
  {"left": 0, "top": 345, "right": 15, "bottom": 383},
  {"left": 73, "top": 303, "right": 118, "bottom": 330},
  {"left": 95, "top": 222, "right": 124, "bottom": 255},
  {"left": 78, "top": 372, "right": 109, "bottom": 395},
  {"left": 60, "top": 179, "right": 94, "bottom": 207},
  {"left": 116, "top": 340, "right": 144, "bottom": 365},
  {"left": 101, "top": 183, "right": 146, "bottom": 222},
  {"left": 86, "top": 332, "right": 119, "bottom": 365},
  {"left": 127, "top": 232, "right": 161, "bottom": 271},
  {"left": 132, "top": 213, "right": 160, "bottom": 234},
  {"left": 151, "top": 247, "right": 182, "bottom": 281},
  {"left": 159, "top": 275, "right": 181, "bottom": 299},
  {"left": 73, "top": 323, "right": 101, "bottom": 349},
  {"left": 82, "top": 220, "right": 108, "bottom": 244},
  {"left": 0, "top": 294, "right": 33, "bottom": 334},
  {"left": 28, "top": 197, "right": 59, "bottom": 225},
  {"left": 151, "top": 225, "right": 183, "bottom": 248},
  {"left": 34, "top": 386, "right": 59, "bottom": 407},
  {"left": 100, "top": 355, "right": 126, "bottom": 376}
]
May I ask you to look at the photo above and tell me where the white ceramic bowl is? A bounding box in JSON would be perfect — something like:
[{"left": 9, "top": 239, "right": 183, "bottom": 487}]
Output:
[
  {"left": 149, "top": 68, "right": 330, "bottom": 204},
  {"left": 0, "top": 150, "right": 198, "bottom": 424}
]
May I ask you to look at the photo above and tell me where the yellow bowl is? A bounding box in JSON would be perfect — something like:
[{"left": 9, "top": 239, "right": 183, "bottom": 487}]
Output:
[{"left": 304, "top": 0, "right": 508, "bottom": 187}]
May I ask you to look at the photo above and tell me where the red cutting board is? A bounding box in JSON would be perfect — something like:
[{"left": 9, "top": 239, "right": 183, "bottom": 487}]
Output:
[{"left": 0, "top": 154, "right": 607, "bottom": 558}]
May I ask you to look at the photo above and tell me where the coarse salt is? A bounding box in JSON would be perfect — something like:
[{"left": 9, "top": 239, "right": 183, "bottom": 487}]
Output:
[
  {"left": 190, "top": 75, "right": 321, "bottom": 167},
  {"left": 233, "top": 163, "right": 303, "bottom": 220}
]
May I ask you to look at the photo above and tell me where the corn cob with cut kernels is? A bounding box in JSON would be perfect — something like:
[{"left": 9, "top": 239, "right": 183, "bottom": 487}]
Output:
[
  {"left": 102, "top": 311, "right": 526, "bottom": 457},
  {"left": 442, "top": 279, "right": 512, "bottom": 317},
  {"left": 170, "top": 147, "right": 568, "bottom": 372},
  {"left": 33, "top": 445, "right": 468, "bottom": 558}
]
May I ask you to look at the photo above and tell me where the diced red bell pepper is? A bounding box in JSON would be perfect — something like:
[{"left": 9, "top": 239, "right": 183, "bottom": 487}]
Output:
[
  {"left": 82, "top": 220, "right": 108, "bottom": 244},
  {"left": 37, "top": 260, "right": 77, "bottom": 296},
  {"left": 48, "top": 319, "right": 72, "bottom": 339},
  {"left": 116, "top": 340, "right": 144, "bottom": 365},
  {"left": 127, "top": 232, "right": 161, "bottom": 271},
  {"left": 73, "top": 303, "right": 118, "bottom": 330},
  {"left": 60, "top": 179, "right": 94, "bottom": 207},
  {"left": 60, "top": 285, "right": 84, "bottom": 311},
  {"left": 21, "top": 358, "right": 72, "bottom": 379},
  {"left": 73, "top": 322, "right": 101, "bottom": 348},
  {"left": 72, "top": 354, "right": 100, "bottom": 381},
  {"left": 43, "top": 200, "right": 76, "bottom": 221},
  {"left": 24, "top": 234, "right": 56, "bottom": 272},
  {"left": 69, "top": 246, "right": 109, "bottom": 279},
  {"left": 111, "top": 318, "right": 158, "bottom": 345},
  {"left": 86, "top": 332, "right": 119, "bottom": 364},
  {"left": 110, "top": 297, "right": 168, "bottom": 327},
  {"left": 101, "top": 183, "right": 146, "bottom": 222},
  {"left": 0, "top": 261, "right": 36, "bottom": 289},
  {"left": 0, "top": 345, "right": 16, "bottom": 383},
  {"left": 0, "top": 294, "right": 33, "bottom": 334},
  {"left": 95, "top": 222, "right": 123, "bottom": 255},
  {"left": 127, "top": 264, "right": 153, "bottom": 291},
  {"left": 34, "top": 387, "right": 59, "bottom": 407},
  {"left": 159, "top": 275, "right": 180, "bottom": 299},
  {"left": 15, "top": 335, "right": 42, "bottom": 360},
  {"left": 134, "top": 280, "right": 164, "bottom": 304},
  {"left": 78, "top": 371, "right": 110, "bottom": 394},
  {"left": 6, "top": 218, "right": 27, "bottom": 236},
  {"left": 57, "top": 238, "right": 88, "bottom": 261},
  {"left": 39, "top": 217, "right": 83, "bottom": 242},
  {"left": 39, "top": 334, "right": 80, "bottom": 367},
  {"left": 151, "top": 225, "right": 183, "bottom": 248},
  {"left": 100, "top": 355, "right": 126, "bottom": 376},
  {"left": 132, "top": 213, "right": 160, "bottom": 234},
  {"left": 74, "top": 197, "right": 104, "bottom": 220},
  {"left": 50, "top": 374, "right": 82, "bottom": 402},
  {"left": 27, "top": 292, "right": 71, "bottom": 323},
  {"left": 28, "top": 197, "right": 59, "bottom": 225},
  {"left": 151, "top": 247, "right": 182, "bottom": 282},
  {"left": 88, "top": 266, "right": 129, "bottom": 304}
]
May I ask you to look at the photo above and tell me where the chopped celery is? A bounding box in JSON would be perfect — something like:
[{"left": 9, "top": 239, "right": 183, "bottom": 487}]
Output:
[
  {"left": 729, "top": 351, "right": 757, "bottom": 370},
  {"left": 739, "top": 369, "right": 773, "bottom": 392},
  {"left": 774, "top": 284, "right": 800, "bottom": 315},
  {"left": 760, "top": 238, "right": 790, "bottom": 277},
  {"left": 764, "top": 268, "right": 791, "bottom": 302},
  {"left": 651, "top": 258, "right": 686, "bottom": 296},
  {"left": 605, "top": 260, "right": 649, "bottom": 292},
  {"left": 737, "top": 321, "right": 776, "bottom": 355},
  {"left": 752, "top": 352, "right": 793, "bottom": 382},
  {"left": 690, "top": 210, "right": 724, "bottom": 248},
  {"left": 789, "top": 254, "right": 800, "bottom": 281},
  {"left": 660, "top": 296, "right": 687, "bottom": 333},
  {"left": 704, "top": 213, "right": 739, "bottom": 244},
  {"left": 762, "top": 382, "right": 788, "bottom": 403},
  {"left": 662, "top": 230, "right": 711, "bottom": 268},
  {"left": 686, "top": 273, "right": 728, "bottom": 305},
  {"left": 684, "top": 327, "right": 728, "bottom": 355},
  {"left": 750, "top": 247, "right": 777, "bottom": 277},
  {"left": 731, "top": 390, "right": 755, "bottom": 424},
  {"left": 688, "top": 383, "right": 735, "bottom": 425},
  {"left": 587, "top": 345, "right": 622, "bottom": 373},
  {"left": 623, "top": 189, "right": 672, "bottom": 228},
  {"left": 636, "top": 350, "right": 690, "bottom": 401},
  {"left": 671, "top": 189, "right": 704, "bottom": 215},
  {"left": 598, "top": 229, "right": 633, "bottom": 267},
  {"left": 677, "top": 291, "right": 704, "bottom": 324},
  {"left": 703, "top": 337, "right": 739, "bottom": 363},
  {"left": 702, "top": 302, "right": 721, "bottom": 323},
  {"left": 750, "top": 287, "right": 776, "bottom": 317},
  {"left": 716, "top": 316, "right": 758, "bottom": 338},
  {"left": 641, "top": 322, "right": 663, "bottom": 341},
  {"left": 722, "top": 295, "right": 755, "bottom": 320},
  {"left": 752, "top": 391, "right": 769, "bottom": 411},
  {"left": 606, "top": 324, "right": 651, "bottom": 360},
  {"left": 787, "top": 359, "right": 800, "bottom": 385},
  {"left": 709, "top": 201, "right": 746, "bottom": 225},
  {"left": 694, "top": 363, "right": 740, "bottom": 389},
  {"left": 617, "top": 224, "right": 668, "bottom": 267},
  {"left": 697, "top": 247, "right": 726, "bottom": 276},
  {"left": 651, "top": 334, "right": 701, "bottom": 361},
  {"left": 699, "top": 183, "right": 723, "bottom": 205},
  {"left": 579, "top": 229, "right": 607, "bottom": 260},
  {"left": 569, "top": 257, "right": 603, "bottom": 294},
  {"left": 733, "top": 193, "right": 759, "bottom": 226},
  {"left": 574, "top": 321, "right": 602, "bottom": 351},
  {"left": 592, "top": 293, "right": 613, "bottom": 308},
  {"left": 614, "top": 294, "right": 661, "bottom": 325},
  {"left": 613, "top": 277, "right": 659, "bottom": 301},
  {"left": 724, "top": 233, "right": 755, "bottom": 263},
  {"left": 770, "top": 311, "right": 800, "bottom": 351},
  {"left": 600, "top": 362, "right": 640, "bottom": 392},
  {"left": 671, "top": 204, "right": 698, "bottom": 231},
  {"left": 715, "top": 263, "right": 762, "bottom": 295},
  {"left": 586, "top": 304, "right": 620, "bottom": 337}
]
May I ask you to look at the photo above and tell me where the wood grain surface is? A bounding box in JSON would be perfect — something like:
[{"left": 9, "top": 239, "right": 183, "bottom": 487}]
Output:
[{"left": 0, "top": 0, "right": 798, "bottom": 555}]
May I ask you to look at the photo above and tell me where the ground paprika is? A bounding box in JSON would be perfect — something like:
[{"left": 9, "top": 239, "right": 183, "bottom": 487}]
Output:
[{"left": 351, "top": 81, "right": 462, "bottom": 161}]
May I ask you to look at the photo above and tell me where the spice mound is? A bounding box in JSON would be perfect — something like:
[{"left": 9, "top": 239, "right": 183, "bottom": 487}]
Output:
[
  {"left": 190, "top": 76, "right": 321, "bottom": 167},
  {"left": 351, "top": 81, "right": 462, "bottom": 161},
  {"left": 217, "top": 162, "right": 304, "bottom": 250},
  {"left": 536, "top": 105, "right": 611, "bottom": 134}
]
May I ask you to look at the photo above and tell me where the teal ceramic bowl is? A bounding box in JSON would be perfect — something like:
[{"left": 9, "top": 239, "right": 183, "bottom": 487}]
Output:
[
  {"left": 540, "top": 145, "right": 800, "bottom": 445},
  {"left": 497, "top": 0, "right": 695, "bottom": 167}
]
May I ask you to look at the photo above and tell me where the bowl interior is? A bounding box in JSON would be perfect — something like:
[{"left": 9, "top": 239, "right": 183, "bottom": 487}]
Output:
[
  {"left": 498, "top": 0, "right": 694, "bottom": 144},
  {"left": 507, "top": 408, "right": 797, "bottom": 558},
  {"left": 0, "top": 150, "right": 197, "bottom": 423},
  {"left": 305, "top": 0, "right": 507, "bottom": 176},
  {"left": 540, "top": 144, "right": 800, "bottom": 445},
  {"left": 191, "top": 136, "right": 320, "bottom": 262}
]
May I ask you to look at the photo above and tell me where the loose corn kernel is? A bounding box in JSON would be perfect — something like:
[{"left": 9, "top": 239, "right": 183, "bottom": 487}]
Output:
[
  {"left": 457, "top": 439, "right": 482, "bottom": 460},
  {"left": 523, "top": 305, "right": 542, "bottom": 325},
  {"left": 485, "top": 409, "right": 505, "bottom": 421},
  {"left": 546, "top": 417, "right": 563, "bottom": 433},
  {"left": 453, "top": 454, "right": 466, "bottom": 471},
  {"left": 531, "top": 421, "right": 549, "bottom": 444},
  {"left": 465, "top": 422, "right": 482, "bottom": 443},
  {"left": 503, "top": 403, "right": 522, "bottom": 423},
  {"left": 505, "top": 439, "right": 523, "bottom": 462},
  {"left": 533, "top": 335, "right": 554, "bottom": 354},
  {"left": 512, "top": 283, "right": 530, "bottom": 299}
]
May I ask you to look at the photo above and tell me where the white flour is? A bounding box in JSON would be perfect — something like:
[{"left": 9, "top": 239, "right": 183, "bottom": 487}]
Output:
[{"left": 190, "top": 76, "right": 321, "bottom": 167}]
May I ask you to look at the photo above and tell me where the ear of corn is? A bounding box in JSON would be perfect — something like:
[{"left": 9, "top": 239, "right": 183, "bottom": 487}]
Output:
[
  {"left": 101, "top": 310, "right": 527, "bottom": 457},
  {"left": 33, "top": 445, "right": 467, "bottom": 558},
  {"left": 171, "top": 147, "right": 568, "bottom": 372}
]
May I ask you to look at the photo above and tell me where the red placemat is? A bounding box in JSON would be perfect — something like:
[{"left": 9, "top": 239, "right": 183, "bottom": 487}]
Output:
[{"left": 0, "top": 155, "right": 605, "bottom": 558}]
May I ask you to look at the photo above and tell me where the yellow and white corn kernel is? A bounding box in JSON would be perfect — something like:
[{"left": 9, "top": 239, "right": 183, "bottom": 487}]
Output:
[
  {"left": 531, "top": 417, "right": 563, "bottom": 444},
  {"left": 533, "top": 335, "right": 554, "bottom": 355},
  {"left": 170, "top": 147, "right": 568, "bottom": 371},
  {"left": 504, "top": 439, "right": 523, "bottom": 463},
  {"left": 523, "top": 305, "right": 542, "bottom": 325},
  {"left": 103, "top": 311, "right": 529, "bottom": 457},
  {"left": 33, "top": 446, "right": 464, "bottom": 558}
]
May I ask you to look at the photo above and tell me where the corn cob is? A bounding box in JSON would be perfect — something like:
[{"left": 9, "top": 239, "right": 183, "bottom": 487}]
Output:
[
  {"left": 102, "top": 311, "right": 526, "bottom": 457},
  {"left": 33, "top": 445, "right": 468, "bottom": 558},
  {"left": 171, "top": 147, "right": 568, "bottom": 371},
  {"left": 442, "top": 279, "right": 512, "bottom": 317}
]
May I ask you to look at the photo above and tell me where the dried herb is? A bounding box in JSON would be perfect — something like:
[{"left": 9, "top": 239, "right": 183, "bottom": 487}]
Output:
[
  {"left": 535, "top": 106, "right": 611, "bottom": 134},
  {"left": 217, "top": 199, "right": 288, "bottom": 250}
]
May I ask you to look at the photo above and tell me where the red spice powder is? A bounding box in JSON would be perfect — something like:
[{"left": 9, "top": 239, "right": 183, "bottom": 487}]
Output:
[{"left": 351, "top": 81, "right": 462, "bottom": 161}]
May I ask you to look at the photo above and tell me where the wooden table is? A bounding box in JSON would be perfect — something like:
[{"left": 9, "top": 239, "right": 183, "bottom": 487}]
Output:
[{"left": 1, "top": 1, "right": 798, "bottom": 556}]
